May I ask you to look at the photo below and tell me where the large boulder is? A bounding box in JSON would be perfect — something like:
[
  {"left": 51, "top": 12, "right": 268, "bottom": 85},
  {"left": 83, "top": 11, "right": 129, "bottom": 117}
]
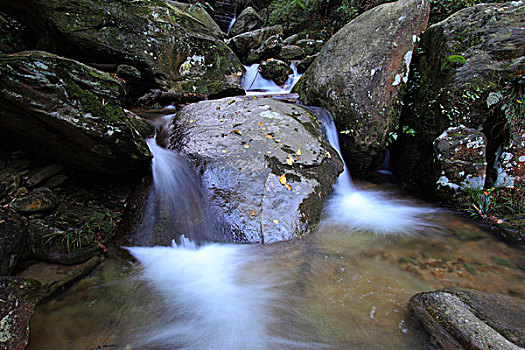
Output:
[
  {"left": 494, "top": 132, "right": 525, "bottom": 188},
  {"left": 229, "top": 6, "right": 263, "bottom": 37},
  {"left": 168, "top": 97, "right": 343, "bottom": 243},
  {"left": 0, "top": 277, "right": 41, "bottom": 350},
  {"left": 0, "top": 51, "right": 151, "bottom": 175},
  {"left": 0, "top": 208, "right": 27, "bottom": 275},
  {"left": 409, "top": 288, "right": 525, "bottom": 349},
  {"left": 0, "top": 0, "right": 243, "bottom": 96},
  {"left": 227, "top": 25, "right": 283, "bottom": 63},
  {"left": 294, "top": 0, "right": 430, "bottom": 174},
  {"left": 395, "top": 2, "right": 525, "bottom": 198}
]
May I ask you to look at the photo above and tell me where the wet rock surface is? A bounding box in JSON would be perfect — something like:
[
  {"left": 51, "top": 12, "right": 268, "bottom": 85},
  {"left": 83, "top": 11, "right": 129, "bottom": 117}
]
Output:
[
  {"left": 433, "top": 126, "right": 487, "bottom": 198},
  {"left": 10, "top": 187, "right": 59, "bottom": 214},
  {"left": 228, "top": 6, "right": 263, "bottom": 37},
  {"left": 0, "top": 277, "right": 41, "bottom": 350},
  {"left": 227, "top": 25, "right": 283, "bottom": 63},
  {"left": 409, "top": 288, "right": 525, "bottom": 349},
  {"left": 0, "top": 208, "right": 27, "bottom": 276},
  {"left": 0, "top": 51, "right": 151, "bottom": 175},
  {"left": 169, "top": 97, "right": 343, "bottom": 243},
  {"left": 494, "top": 132, "right": 525, "bottom": 188},
  {"left": 1, "top": 0, "right": 242, "bottom": 97},
  {"left": 294, "top": 0, "right": 430, "bottom": 174},
  {"left": 396, "top": 2, "right": 525, "bottom": 199},
  {"left": 259, "top": 58, "right": 293, "bottom": 85}
]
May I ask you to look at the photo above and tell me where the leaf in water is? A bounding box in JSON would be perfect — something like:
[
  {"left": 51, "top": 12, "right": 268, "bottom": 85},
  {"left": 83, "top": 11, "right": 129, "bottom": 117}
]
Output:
[
  {"left": 285, "top": 183, "right": 292, "bottom": 191},
  {"left": 273, "top": 219, "right": 279, "bottom": 224},
  {"left": 231, "top": 129, "right": 242, "bottom": 135},
  {"left": 296, "top": 148, "right": 301, "bottom": 156},
  {"left": 286, "top": 156, "right": 294, "bottom": 166},
  {"left": 280, "top": 174, "right": 287, "bottom": 185},
  {"left": 266, "top": 134, "right": 274, "bottom": 139},
  {"left": 325, "top": 150, "right": 331, "bottom": 158}
]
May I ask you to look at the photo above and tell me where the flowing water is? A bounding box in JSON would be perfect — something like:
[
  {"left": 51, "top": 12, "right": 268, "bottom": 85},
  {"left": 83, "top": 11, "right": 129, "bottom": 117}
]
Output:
[
  {"left": 242, "top": 63, "right": 303, "bottom": 95},
  {"left": 26, "top": 106, "right": 525, "bottom": 349}
]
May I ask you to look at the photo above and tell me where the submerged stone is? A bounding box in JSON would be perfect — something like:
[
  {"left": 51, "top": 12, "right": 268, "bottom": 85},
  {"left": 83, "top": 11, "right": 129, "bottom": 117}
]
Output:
[{"left": 168, "top": 97, "right": 343, "bottom": 243}]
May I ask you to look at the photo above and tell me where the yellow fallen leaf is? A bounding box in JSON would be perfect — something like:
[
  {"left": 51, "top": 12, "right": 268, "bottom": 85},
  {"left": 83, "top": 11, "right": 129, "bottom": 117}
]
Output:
[
  {"left": 257, "top": 122, "right": 263, "bottom": 127},
  {"left": 189, "top": 119, "right": 194, "bottom": 123},
  {"left": 273, "top": 219, "right": 279, "bottom": 224},
  {"left": 251, "top": 210, "right": 257, "bottom": 216},
  {"left": 274, "top": 139, "right": 281, "bottom": 143},
  {"left": 254, "top": 96, "right": 258, "bottom": 99},
  {"left": 220, "top": 118, "right": 225, "bottom": 122},
  {"left": 325, "top": 150, "right": 331, "bottom": 158},
  {"left": 244, "top": 144, "right": 249, "bottom": 149},
  {"left": 262, "top": 127, "right": 267, "bottom": 130},
  {"left": 265, "top": 134, "right": 274, "bottom": 139},
  {"left": 286, "top": 156, "right": 294, "bottom": 166},
  {"left": 228, "top": 99, "right": 235, "bottom": 105},
  {"left": 222, "top": 149, "right": 227, "bottom": 153},
  {"left": 231, "top": 129, "right": 242, "bottom": 135},
  {"left": 280, "top": 174, "right": 286, "bottom": 185},
  {"left": 285, "top": 183, "right": 292, "bottom": 191},
  {"left": 216, "top": 106, "right": 221, "bottom": 110},
  {"left": 296, "top": 148, "right": 301, "bottom": 156}
]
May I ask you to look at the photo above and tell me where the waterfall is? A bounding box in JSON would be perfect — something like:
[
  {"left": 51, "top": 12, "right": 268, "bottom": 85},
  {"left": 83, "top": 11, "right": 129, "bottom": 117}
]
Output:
[
  {"left": 306, "top": 106, "right": 433, "bottom": 235},
  {"left": 243, "top": 63, "right": 302, "bottom": 95}
]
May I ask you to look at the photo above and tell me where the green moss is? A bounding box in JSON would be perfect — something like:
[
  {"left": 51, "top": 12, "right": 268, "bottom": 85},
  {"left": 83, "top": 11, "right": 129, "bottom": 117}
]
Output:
[
  {"left": 441, "top": 54, "right": 467, "bottom": 71},
  {"left": 64, "top": 78, "right": 126, "bottom": 122}
]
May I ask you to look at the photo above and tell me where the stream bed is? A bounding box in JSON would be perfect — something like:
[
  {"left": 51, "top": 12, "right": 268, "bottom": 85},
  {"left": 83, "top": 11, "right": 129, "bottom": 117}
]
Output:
[{"left": 26, "top": 182, "right": 525, "bottom": 349}]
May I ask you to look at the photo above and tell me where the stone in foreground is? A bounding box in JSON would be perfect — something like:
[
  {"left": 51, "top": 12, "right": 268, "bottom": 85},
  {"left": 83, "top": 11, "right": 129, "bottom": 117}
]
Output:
[
  {"left": 409, "top": 288, "right": 525, "bottom": 350},
  {"left": 169, "top": 97, "right": 343, "bottom": 243}
]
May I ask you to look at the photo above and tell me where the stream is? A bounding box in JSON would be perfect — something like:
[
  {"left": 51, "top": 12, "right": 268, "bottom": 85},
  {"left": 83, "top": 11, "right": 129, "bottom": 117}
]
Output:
[{"left": 25, "top": 86, "right": 525, "bottom": 350}]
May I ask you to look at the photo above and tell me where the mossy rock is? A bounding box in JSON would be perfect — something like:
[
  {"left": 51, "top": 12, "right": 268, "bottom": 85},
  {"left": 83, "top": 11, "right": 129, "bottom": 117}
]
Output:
[
  {"left": 0, "top": 51, "right": 151, "bottom": 174},
  {"left": 1, "top": 0, "right": 243, "bottom": 96},
  {"left": 395, "top": 2, "right": 525, "bottom": 199}
]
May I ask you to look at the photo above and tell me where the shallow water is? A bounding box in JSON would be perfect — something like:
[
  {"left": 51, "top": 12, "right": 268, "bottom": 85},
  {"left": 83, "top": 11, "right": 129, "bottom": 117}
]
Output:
[{"left": 26, "top": 183, "right": 525, "bottom": 349}]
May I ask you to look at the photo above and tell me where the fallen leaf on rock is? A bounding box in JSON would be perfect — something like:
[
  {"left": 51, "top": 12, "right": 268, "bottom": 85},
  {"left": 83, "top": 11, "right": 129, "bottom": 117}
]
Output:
[
  {"left": 228, "top": 100, "right": 235, "bottom": 105},
  {"left": 285, "top": 183, "right": 292, "bottom": 191},
  {"left": 325, "top": 151, "right": 331, "bottom": 158},
  {"left": 274, "top": 139, "right": 281, "bottom": 143},
  {"left": 265, "top": 134, "right": 274, "bottom": 139},
  {"left": 273, "top": 219, "right": 279, "bottom": 224},
  {"left": 222, "top": 149, "right": 227, "bottom": 153},
  {"left": 280, "top": 174, "right": 286, "bottom": 185},
  {"left": 251, "top": 210, "right": 257, "bottom": 216},
  {"left": 257, "top": 122, "right": 263, "bottom": 127},
  {"left": 216, "top": 106, "right": 221, "bottom": 110},
  {"left": 231, "top": 129, "right": 242, "bottom": 135},
  {"left": 244, "top": 144, "right": 250, "bottom": 149},
  {"left": 286, "top": 156, "right": 294, "bottom": 166},
  {"left": 296, "top": 148, "right": 301, "bottom": 156},
  {"left": 189, "top": 119, "right": 194, "bottom": 123}
]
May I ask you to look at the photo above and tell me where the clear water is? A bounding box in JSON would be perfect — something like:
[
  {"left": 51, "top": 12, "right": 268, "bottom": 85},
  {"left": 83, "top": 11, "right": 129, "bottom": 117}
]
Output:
[{"left": 25, "top": 110, "right": 525, "bottom": 350}]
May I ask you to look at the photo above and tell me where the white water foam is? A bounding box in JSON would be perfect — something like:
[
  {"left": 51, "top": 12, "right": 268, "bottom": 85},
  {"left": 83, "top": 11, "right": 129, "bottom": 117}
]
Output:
[
  {"left": 127, "top": 244, "right": 283, "bottom": 349},
  {"left": 243, "top": 63, "right": 302, "bottom": 95},
  {"left": 309, "top": 106, "right": 434, "bottom": 235}
]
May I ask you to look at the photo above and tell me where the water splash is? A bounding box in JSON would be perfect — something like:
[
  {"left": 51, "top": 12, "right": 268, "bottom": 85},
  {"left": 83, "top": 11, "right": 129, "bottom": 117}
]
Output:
[
  {"left": 243, "top": 63, "right": 302, "bottom": 95},
  {"left": 126, "top": 244, "right": 285, "bottom": 349},
  {"left": 306, "top": 106, "right": 433, "bottom": 235}
]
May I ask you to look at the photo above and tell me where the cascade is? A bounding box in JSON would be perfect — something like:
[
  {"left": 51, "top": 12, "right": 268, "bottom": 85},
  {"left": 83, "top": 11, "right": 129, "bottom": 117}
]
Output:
[
  {"left": 242, "top": 63, "right": 302, "bottom": 95},
  {"left": 305, "top": 106, "right": 433, "bottom": 235}
]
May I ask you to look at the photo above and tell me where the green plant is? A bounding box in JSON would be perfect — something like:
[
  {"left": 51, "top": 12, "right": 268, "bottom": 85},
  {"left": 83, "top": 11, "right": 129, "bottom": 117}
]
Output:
[
  {"left": 461, "top": 184, "right": 524, "bottom": 223},
  {"left": 486, "top": 70, "right": 525, "bottom": 138},
  {"left": 43, "top": 229, "right": 83, "bottom": 256}
]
